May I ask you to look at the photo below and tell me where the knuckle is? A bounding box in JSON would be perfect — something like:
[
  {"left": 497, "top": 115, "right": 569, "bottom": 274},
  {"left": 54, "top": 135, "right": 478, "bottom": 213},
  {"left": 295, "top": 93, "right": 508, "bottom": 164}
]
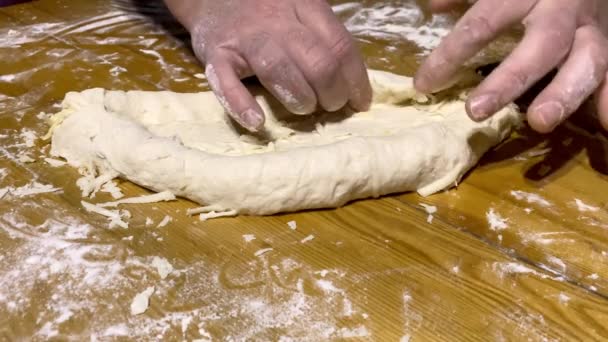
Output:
[
  {"left": 327, "top": 33, "right": 355, "bottom": 60},
  {"left": 577, "top": 26, "right": 608, "bottom": 69},
  {"left": 256, "top": 55, "right": 289, "bottom": 77},
  {"left": 244, "top": 31, "right": 273, "bottom": 56},
  {"left": 458, "top": 15, "right": 497, "bottom": 46},
  {"left": 542, "top": 28, "right": 572, "bottom": 53},
  {"left": 499, "top": 66, "right": 529, "bottom": 92},
  {"left": 287, "top": 28, "right": 317, "bottom": 54},
  {"left": 307, "top": 53, "right": 340, "bottom": 83}
]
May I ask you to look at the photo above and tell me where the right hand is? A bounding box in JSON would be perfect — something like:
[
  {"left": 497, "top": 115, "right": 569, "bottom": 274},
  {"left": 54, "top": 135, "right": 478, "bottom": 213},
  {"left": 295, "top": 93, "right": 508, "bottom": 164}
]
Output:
[
  {"left": 416, "top": 0, "right": 608, "bottom": 133},
  {"left": 184, "top": 0, "right": 372, "bottom": 132}
]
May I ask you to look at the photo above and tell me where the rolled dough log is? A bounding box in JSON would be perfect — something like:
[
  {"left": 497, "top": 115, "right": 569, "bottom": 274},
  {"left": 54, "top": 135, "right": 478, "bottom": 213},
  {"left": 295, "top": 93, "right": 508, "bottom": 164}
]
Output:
[{"left": 49, "top": 70, "right": 521, "bottom": 215}]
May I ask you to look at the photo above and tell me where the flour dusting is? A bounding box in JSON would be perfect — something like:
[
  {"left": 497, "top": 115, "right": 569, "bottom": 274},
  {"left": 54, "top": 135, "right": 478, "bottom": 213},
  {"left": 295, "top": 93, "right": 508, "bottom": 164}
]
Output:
[
  {"left": 546, "top": 256, "right": 567, "bottom": 273},
  {"left": 573, "top": 198, "right": 600, "bottom": 212},
  {"left": 287, "top": 220, "right": 297, "bottom": 230},
  {"left": 1, "top": 181, "right": 61, "bottom": 198},
  {"left": 338, "top": 1, "right": 516, "bottom": 63},
  {"left": 487, "top": 208, "right": 508, "bottom": 231},
  {"left": 242, "top": 234, "right": 256, "bottom": 243},
  {"left": 510, "top": 190, "right": 552, "bottom": 208},
  {"left": 0, "top": 209, "right": 368, "bottom": 340},
  {"left": 492, "top": 262, "right": 565, "bottom": 282},
  {"left": 340, "top": 3, "right": 452, "bottom": 53}
]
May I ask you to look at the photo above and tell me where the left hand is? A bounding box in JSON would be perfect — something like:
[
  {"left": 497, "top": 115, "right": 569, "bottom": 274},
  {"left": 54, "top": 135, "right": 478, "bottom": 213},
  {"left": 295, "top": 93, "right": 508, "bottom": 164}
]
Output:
[{"left": 415, "top": 0, "right": 608, "bottom": 133}]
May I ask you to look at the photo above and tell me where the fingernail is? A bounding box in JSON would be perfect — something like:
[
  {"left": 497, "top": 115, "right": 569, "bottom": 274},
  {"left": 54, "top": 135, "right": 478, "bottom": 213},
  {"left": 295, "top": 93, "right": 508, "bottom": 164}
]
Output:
[
  {"left": 240, "top": 109, "right": 264, "bottom": 131},
  {"left": 532, "top": 101, "right": 564, "bottom": 131},
  {"left": 468, "top": 94, "right": 498, "bottom": 121}
]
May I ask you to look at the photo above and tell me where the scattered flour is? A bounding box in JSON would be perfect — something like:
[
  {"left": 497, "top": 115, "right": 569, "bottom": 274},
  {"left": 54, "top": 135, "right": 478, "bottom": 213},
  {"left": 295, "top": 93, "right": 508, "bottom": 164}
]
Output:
[
  {"left": 0, "top": 210, "right": 374, "bottom": 339},
  {"left": 18, "top": 154, "right": 35, "bottom": 163},
  {"left": 401, "top": 290, "right": 421, "bottom": 338},
  {"left": 573, "top": 199, "right": 600, "bottom": 212},
  {"left": 341, "top": 3, "right": 452, "bottom": 53},
  {"left": 420, "top": 203, "right": 437, "bottom": 224},
  {"left": 492, "top": 262, "right": 564, "bottom": 282},
  {"left": 287, "top": 220, "right": 297, "bottom": 230},
  {"left": 109, "top": 66, "right": 127, "bottom": 76},
  {"left": 338, "top": 0, "right": 516, "bottom": 64},
  {"left": 300, "top": 235, "right": 315, "bottom": 244},
  {"left": 558, "top": 293, "right": 571, "bottom": 304},
  {"left": 510, "top": 190, "right": 552, "bottom": 208},
  {"left": 486, "top": 208, "right": 508, "bottom": 231},
  {"left": 546, "top": 256, "right": 567, "bottom": 273},
  {"left": 130, "top": 286, "right": 155, "bottom": 315},
  {"left": 420, "top": 203, "right": 437, "bottom": 214},
  {"left": 338, "top": 326, "right": 370, "bottom": 338},
  {"left": 156, "top": 215, "right": 172, "bottom": 228},
  {"left": 2, "top": 182, "right": 61, "bottom": 197},
  {"left": 254, "top": 248, "right": 273, "bottom": 257},
  {"left": 519, "top": 231, "right": 575, "bottom": 246},
  {"left": 44, "top": 157, "right": 67, "bottom": 167},
  {"left": 317, "top": 279, "right": 343, "bottom": 293},
  {"left": 151, "top": 257, "right": 174, "bottom": 279},
  {"left": 103, "top": 324, "right": 129, "bottom": 337},
  {"left": 242, "top": 234, "right": 256, "bottom": 243},
  {"left": 20, "top": 129, "right": 37, "bottom": 148},
  {"left": 493, "top": 262, "right": 536, "bottom": 275}
]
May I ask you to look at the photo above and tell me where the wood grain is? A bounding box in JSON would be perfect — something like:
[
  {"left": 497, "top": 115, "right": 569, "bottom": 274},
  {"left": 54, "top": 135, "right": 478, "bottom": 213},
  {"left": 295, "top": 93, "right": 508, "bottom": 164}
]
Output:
[{"left": 1, "top": 0, "right": 607, "bottom": 340}]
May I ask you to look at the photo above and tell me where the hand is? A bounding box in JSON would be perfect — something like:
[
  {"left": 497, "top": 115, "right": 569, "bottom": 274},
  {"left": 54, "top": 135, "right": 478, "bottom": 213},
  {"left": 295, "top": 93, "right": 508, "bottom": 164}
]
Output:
[
  {"left": 169, "top": 0, "right": 372, "bottom": 132},
  {"left": 415, "top": 0, "right": 608, "bottom": 133}
]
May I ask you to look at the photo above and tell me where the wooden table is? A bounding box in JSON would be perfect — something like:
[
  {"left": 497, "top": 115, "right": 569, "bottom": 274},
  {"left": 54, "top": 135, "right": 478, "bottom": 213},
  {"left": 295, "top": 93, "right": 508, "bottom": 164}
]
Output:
[{"left": 1, "top": 0, "right": 607, "bottom": 340}]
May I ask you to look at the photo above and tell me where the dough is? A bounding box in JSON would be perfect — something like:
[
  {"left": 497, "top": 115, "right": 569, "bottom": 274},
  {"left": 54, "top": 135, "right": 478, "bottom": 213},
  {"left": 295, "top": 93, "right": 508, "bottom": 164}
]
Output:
[{"left": 49, "top": 70, "right": 520, "bottom": 216}]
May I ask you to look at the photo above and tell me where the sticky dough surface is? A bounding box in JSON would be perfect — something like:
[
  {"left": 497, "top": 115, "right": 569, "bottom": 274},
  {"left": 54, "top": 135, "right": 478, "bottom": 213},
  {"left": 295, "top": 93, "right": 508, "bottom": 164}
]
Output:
[{"left": 50, "top": 70, "right": 521, "bottom": 215}]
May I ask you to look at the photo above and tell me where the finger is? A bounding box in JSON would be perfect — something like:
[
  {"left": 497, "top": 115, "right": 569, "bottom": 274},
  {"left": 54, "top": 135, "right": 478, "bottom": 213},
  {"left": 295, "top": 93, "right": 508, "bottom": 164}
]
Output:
[
  {"left": 281, "top": 25, "right": 350, "bottom": 112},
  {"left": 296, "top": 0, "right": 372, "bottom": 111},
  {"left": 414, "top": 0, "right": 536, "bottom": 93},
  {"left": 528, "top": 26, "right": 608, "bottom": 133},
  {"left": 595, "top": 77, "right": 608, "bottom": 131},
  {"left": 205, "top": 52, "right": 265, "bottom": 132},
  {"left": 243, "top": 32, "right": 317, "bottom": 115},
  {"left": 466, "top": 2, "right": 577, "bottom": 121}
]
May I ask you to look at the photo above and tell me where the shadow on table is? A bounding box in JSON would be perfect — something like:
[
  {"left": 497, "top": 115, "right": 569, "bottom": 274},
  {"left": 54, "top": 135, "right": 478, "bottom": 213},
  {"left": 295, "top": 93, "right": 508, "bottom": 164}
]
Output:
[{"left": 477, "top": 63, "right": 608, "bottom": 182}]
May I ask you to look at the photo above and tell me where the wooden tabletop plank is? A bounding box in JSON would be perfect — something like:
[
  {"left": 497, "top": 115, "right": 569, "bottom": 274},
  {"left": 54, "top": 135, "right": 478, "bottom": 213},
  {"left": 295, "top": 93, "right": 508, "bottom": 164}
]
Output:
[{"left": 2, "top": 0, "right": 608, "bottom": 340}]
